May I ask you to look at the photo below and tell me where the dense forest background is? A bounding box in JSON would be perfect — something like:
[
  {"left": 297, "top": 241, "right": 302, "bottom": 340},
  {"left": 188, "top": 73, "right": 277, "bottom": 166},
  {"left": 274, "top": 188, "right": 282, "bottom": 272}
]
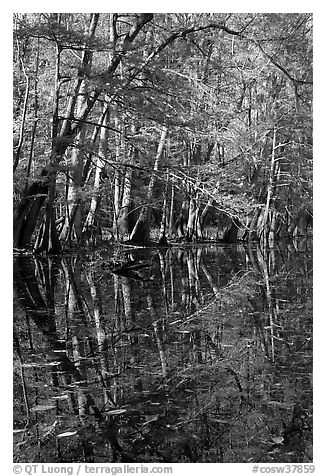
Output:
[{"left": 13, "top": 13, "right": 313, "bottom": 253}]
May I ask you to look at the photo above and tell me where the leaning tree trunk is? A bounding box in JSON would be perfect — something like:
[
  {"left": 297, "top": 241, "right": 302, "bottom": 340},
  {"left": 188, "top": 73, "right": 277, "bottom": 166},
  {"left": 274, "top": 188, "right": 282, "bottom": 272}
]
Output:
[
  {"left": 36, "top": 14, "right": 100, "bottom": 252},
  {"left": 34, "top": 169, "right": 61, "bottom": 254},
  {"left": 14, "top": 30, "right": 63, "bottom": 253},
  {"left": 13, "top": 173, "right": 48, "bottom": 249}
]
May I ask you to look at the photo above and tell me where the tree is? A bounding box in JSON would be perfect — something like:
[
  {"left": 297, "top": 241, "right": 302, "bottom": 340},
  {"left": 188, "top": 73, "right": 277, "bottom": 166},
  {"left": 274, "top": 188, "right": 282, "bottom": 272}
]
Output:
[
  {"left": 13, "top": 13, "right": 312, "bottom": 251},
  {"left": 14, "top": 13, "right": 154, "bottom": 251}
]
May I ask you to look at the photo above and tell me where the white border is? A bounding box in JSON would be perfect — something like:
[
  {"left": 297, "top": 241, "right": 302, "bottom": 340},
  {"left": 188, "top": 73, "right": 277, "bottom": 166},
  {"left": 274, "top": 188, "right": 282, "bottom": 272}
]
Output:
[{"left": 4, "top": 4, "right": 325, "bottom": 474}]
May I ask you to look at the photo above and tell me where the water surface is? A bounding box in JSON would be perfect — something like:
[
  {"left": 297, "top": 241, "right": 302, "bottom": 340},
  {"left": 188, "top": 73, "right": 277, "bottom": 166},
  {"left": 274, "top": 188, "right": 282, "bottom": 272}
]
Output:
[{"left": 13, "top": 243, "right": 312, "bottom": 463}]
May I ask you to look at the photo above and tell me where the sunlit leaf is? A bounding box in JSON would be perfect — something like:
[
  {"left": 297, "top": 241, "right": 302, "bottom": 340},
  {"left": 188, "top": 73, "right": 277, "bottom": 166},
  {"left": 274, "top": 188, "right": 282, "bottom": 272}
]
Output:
[
  {"left": 210, "top": 418, "right": 231, "bottom": 424},
  {"left": 272, "top": 436, "right": 284, "bottom": 444},
  {"left": 264, "top": 401, "right": 292, "bottom": 408},
  {"left": 143, "top": 414, "right": 160, "bottom": 425},
  {"left": 57, "top": 431, "right": 78, "bottom": 438},
  {"left": 22, "top": 362, "right": 61, "bottom": 368},
  {"left": 31, "top": 404, "right": 56, "bottom": 412},
  {"left": 105, "top": 409, "right": 127, "bottom": 415}
]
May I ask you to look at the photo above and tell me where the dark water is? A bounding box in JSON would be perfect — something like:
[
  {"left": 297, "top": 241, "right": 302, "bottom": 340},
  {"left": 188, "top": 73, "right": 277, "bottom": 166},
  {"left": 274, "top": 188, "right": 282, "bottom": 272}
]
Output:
[{"left": 13, "top": 242, "right": 313, "bottom": 463}]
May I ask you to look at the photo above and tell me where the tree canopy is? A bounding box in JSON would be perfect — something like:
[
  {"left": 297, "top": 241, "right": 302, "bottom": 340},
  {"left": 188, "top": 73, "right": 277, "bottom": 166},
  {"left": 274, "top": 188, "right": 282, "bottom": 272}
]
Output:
[{"left": 13, "top": 13, "right": 313, "bottom": 253}]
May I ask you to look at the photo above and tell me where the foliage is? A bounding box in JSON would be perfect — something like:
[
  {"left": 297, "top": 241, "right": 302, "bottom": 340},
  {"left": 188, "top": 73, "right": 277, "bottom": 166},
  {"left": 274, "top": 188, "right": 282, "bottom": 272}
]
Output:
[{"left": 13, "top": 13, "right": 312, "bottom": 248}]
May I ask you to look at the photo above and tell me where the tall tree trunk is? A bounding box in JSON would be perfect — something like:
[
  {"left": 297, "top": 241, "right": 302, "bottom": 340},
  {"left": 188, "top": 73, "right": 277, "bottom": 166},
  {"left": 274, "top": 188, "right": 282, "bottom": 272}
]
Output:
[
  {"left": 158, "top": 172, "right": 169, "bottom": 245},
  {"left": 186, "top": 194, "right": 198, "bottom": 241},
  {"left": 83, "top": 106, "right": 110, "bottom": 240},
  {"left": 121, "top": 277, "right": 133, "bottom": 330},
  {"left": 197, "top": 182, "right": 219, "bottom": 239},
  {"left": 61, "top": 13, "right": 100, "bottom": 243},
  {"left": 61, "top": 126, "right": 86, "bottom": 243},
  {"left": 168, "top": 175, "right": 175, "bottom": 236},
  {"left": 13, "top": 40, "right": 30, "bottom": 173},
  {"left": 116, "top": 123, "right": 135, "bottom": 242},
  {"left": 112, "top": 113, "right": 121, "bottom": 240},
  {"left": 186, "top": 177, "right": 201, "bottom": 241},
  {"left": 25, "top": 37, "right": 40, "bottom": 191},
  {"left": 258, "top": 127, "right": 277, "bottom": 246},
  {"left": 112, "top": 105, "right": 128, "bottom": 241},
  {"left": 117, "top": 167, "right": 132, "bottom": 241},
  {"left": 129, "top": 126, "right": 168, "bottom": 244},
  {"left": 175, "top": 200, "right": 188, "bottom": 238}
]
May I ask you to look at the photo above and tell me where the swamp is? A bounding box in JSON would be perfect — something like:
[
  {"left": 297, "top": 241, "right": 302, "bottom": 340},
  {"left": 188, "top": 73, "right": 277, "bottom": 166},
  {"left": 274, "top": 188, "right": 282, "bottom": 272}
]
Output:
[{"left": 13, "top": 13, "right": 313, "bottom": 464}]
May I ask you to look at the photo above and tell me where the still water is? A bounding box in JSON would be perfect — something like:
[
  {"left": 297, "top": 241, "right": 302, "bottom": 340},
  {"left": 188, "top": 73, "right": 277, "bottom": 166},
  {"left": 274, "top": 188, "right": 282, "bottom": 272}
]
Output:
[{"left": 13, "top": 243, "right": 312, "bottom": 463}]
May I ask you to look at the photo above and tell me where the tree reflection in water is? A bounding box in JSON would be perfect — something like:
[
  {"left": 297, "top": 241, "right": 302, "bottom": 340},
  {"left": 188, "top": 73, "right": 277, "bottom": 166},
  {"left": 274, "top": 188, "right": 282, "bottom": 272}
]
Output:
[{"left": 13, "top": 243, "right": 312, "bottom": 463}]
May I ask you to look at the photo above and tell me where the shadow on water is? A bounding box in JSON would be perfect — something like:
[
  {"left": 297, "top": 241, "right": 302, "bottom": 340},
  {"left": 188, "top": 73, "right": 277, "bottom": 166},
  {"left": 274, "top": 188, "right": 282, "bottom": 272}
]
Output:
[{"left": 13, "top": 242, "right": 313, "bottom": 463}]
